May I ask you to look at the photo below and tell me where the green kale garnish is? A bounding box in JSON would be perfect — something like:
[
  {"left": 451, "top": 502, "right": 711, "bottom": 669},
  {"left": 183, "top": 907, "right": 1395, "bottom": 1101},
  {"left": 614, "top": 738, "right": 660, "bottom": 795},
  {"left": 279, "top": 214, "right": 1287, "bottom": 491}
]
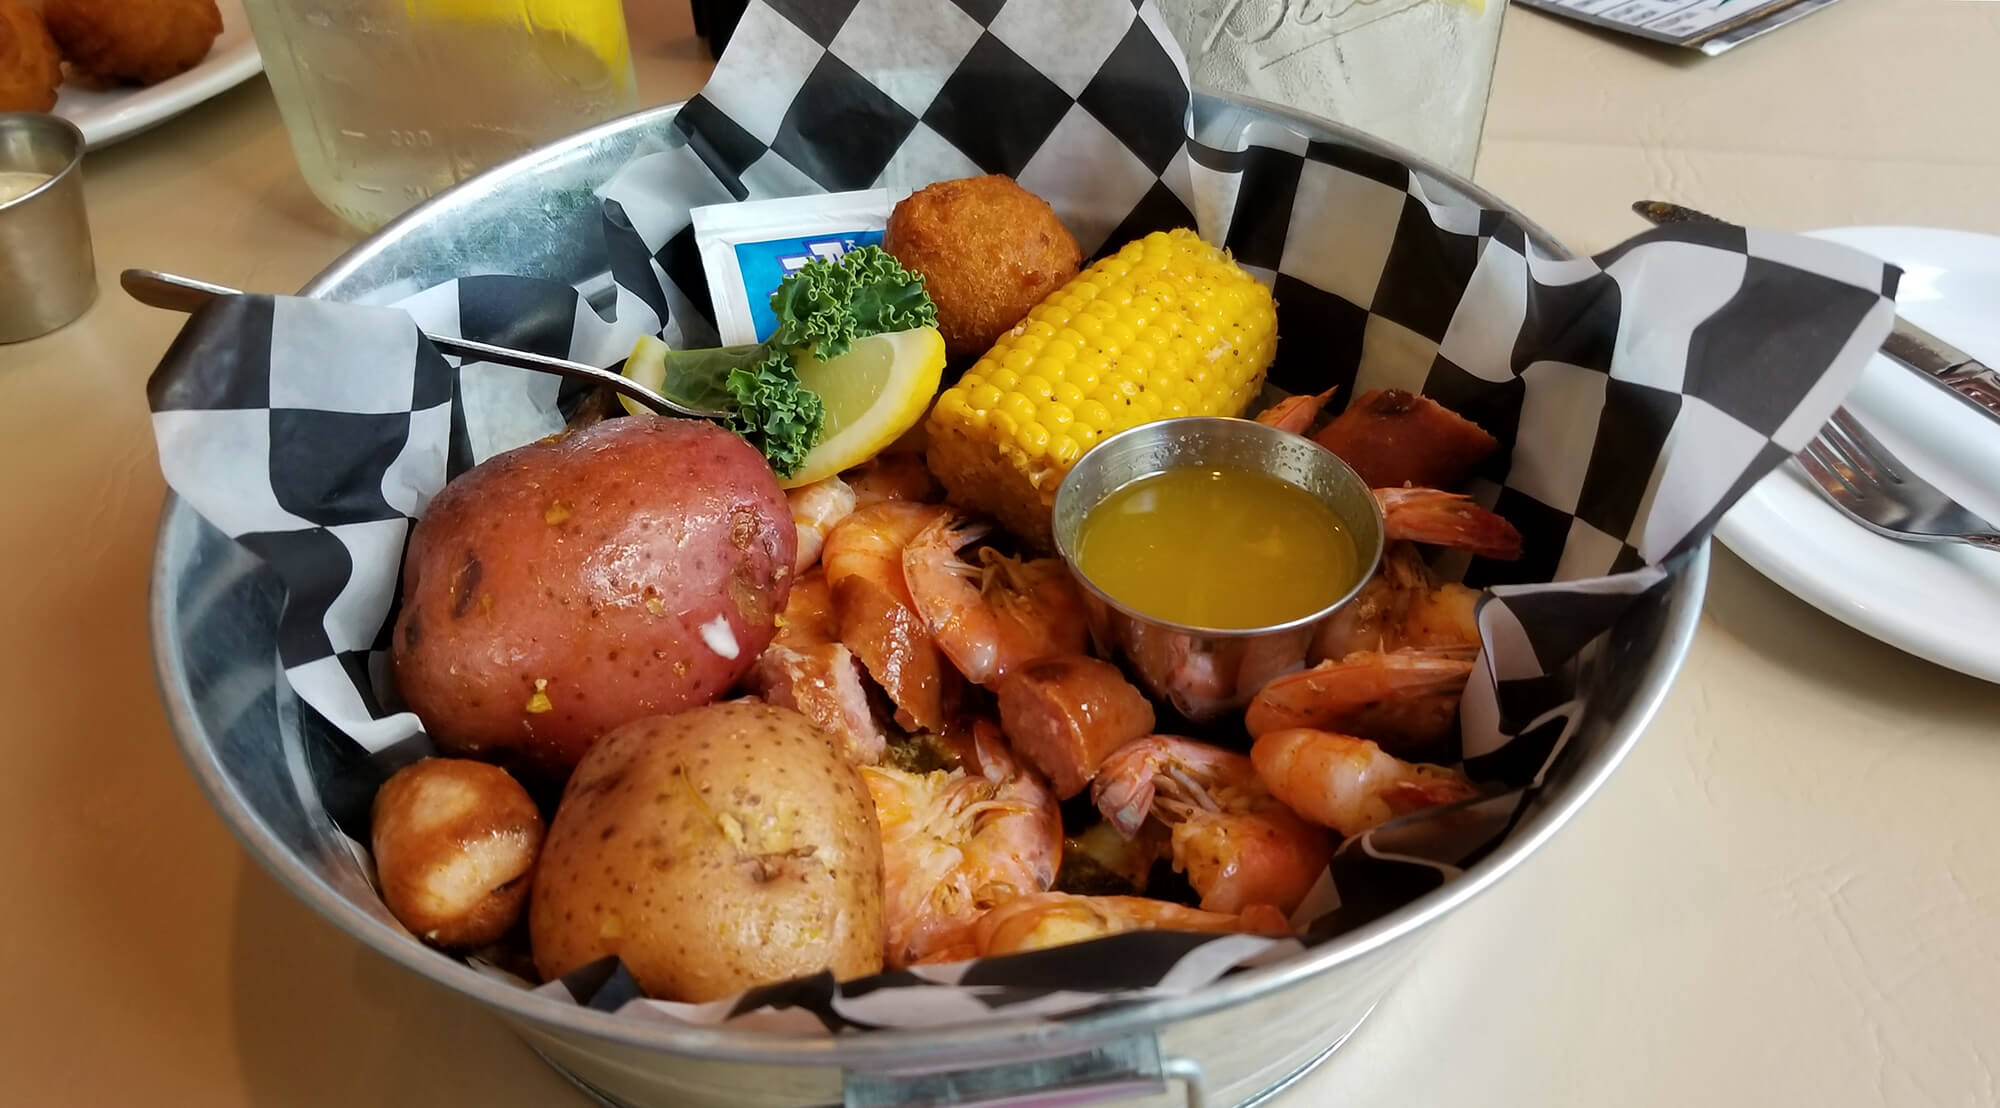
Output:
[{"left": 658, "top": 245, "right": 936, "bottom": 478}]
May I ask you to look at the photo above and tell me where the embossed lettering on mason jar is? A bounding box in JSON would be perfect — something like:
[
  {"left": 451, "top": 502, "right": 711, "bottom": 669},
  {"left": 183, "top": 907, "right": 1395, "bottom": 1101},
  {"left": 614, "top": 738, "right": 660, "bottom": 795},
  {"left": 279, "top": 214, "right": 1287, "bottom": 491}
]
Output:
[{"left": 1154, "top": 0, "right": 1508, "bottom": 175}]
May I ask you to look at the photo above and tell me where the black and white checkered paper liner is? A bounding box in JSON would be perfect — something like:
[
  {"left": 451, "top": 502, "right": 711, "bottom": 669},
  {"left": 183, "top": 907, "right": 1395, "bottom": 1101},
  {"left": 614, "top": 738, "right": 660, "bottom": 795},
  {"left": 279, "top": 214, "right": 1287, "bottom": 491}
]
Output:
[{"left": 146, "top": 0, "right": 1898, "bottom": 1033}]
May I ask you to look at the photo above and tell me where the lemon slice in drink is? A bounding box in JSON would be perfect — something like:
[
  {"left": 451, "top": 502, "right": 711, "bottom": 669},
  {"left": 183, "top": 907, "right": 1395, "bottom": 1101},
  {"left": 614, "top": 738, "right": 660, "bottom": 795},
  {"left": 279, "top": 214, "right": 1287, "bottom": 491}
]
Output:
[
  {"left": 619, "top": 327, "right": 946, "bottom": 487},
  {"left": 787, "top": 326, "right": 946, "bottom": 487}
]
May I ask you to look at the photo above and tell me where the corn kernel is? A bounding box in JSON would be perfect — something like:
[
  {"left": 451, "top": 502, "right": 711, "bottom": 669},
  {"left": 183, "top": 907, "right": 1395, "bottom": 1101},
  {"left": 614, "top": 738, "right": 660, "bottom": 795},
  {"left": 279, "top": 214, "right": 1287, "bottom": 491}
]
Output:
[{"left": 924, "top": 228, "right": 1277, "bottom": 547}]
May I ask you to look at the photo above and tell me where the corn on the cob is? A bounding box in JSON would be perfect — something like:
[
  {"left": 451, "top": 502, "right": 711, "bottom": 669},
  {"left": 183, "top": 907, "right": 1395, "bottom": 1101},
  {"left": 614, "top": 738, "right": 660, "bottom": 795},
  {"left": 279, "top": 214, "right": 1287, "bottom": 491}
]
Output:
[{"left": 925, "top": 228, "right": 1279, "bottom": 548}]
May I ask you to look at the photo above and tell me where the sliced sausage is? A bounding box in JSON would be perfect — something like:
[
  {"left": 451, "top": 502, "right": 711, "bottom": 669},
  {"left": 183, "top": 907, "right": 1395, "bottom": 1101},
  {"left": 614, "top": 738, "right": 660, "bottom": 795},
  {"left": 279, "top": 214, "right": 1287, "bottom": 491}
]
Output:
[
  {"left": 1313, "top": 389, "right": 1499, "bottom": 490},
  {"left": 996, "top": 656, "right": 1156, "bottom": 798}
]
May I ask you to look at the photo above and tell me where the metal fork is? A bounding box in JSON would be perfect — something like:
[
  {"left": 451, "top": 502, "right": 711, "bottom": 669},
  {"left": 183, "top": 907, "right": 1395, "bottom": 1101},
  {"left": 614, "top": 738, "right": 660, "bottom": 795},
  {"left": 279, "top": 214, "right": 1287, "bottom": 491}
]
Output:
[
  {"left": 121, "top": 269, "right": 730, "bottom": 420},
  {"left": 1795, "top": 408, "right": 2000, "bottom": 553}
]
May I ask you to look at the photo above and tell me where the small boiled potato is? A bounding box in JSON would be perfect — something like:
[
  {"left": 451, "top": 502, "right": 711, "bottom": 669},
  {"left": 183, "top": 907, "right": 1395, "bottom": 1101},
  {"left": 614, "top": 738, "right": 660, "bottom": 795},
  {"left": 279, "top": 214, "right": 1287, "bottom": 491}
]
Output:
[
  {"left": 392, "top": 416, "right": 796, "bottom": 778},
  {"left": 371, "top": 758, "right": 544, "bottom": 949},
  {"left": 529, "top": 701, "right": 885, "bottom": 1001}
]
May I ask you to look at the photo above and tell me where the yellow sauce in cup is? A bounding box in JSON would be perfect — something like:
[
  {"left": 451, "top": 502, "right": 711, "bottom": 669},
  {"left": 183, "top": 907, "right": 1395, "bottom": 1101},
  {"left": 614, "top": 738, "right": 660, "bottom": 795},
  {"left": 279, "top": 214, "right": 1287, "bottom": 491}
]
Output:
[{"left": 1074, "top": 466, "right": 1360, "bottom": 630}]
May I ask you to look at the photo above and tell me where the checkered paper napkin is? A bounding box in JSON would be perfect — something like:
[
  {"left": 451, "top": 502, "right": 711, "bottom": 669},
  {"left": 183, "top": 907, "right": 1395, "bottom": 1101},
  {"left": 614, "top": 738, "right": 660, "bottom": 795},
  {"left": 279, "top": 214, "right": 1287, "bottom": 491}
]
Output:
[{"left": 147, "top": 0, "right": 1897, "bottom": 1031}]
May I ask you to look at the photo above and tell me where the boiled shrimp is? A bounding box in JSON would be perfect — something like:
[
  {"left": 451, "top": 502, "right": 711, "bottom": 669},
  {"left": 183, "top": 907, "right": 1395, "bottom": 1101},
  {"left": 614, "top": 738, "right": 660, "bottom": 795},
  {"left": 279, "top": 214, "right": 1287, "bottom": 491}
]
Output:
[
  {"left": 822, "top": 501, "right": 959, "bottom": 732},
  {"left": 903, "top": 514, "right": 1089, "bottom": 688},
  {"left": 971, "top": 892, "right": 1293, "bottom": 957},
  {"left": 1253, "top": 387, "right": 1338, "bottom": 435},
  {"left": 1376, "top": 487, "right": 1522, "bottom": 560},
  {"left": 861, "top": 722, "right": 1063, "bottom": 967},
  {"left": 1251, "top": 728, "right": 1478, "bottom": 837},
  {"left": 1252, "top": 390, "right": 1520, "bottom": 560},
  {"left": 844, "top": 451, "right": 941, "bottom": 506},
  {"left": 1244, "top": 646, "right": 1474, "bottom": 749},
  {"left": 1091, "top": 736, "right": 1330, "bottom": 916},
  {"left": 1314, "top": 544, "right": 1480, "bottom": 661},
  {"left": 787, "top": 476, "right": 858, "bottom": 574},
  {"left": 746, "top": 572, "right": 885, "bottom": 764}
]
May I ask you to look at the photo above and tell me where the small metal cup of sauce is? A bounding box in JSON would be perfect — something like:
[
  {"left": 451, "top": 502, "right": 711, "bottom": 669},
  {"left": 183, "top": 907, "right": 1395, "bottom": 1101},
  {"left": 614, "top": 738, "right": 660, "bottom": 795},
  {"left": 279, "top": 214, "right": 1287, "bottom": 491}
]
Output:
[
  {"left": 1052, "top": 416, "right": 1385, "bottom": 723},
  {"left": 0, "top": 113, "right": 97, "bottom": 344}
]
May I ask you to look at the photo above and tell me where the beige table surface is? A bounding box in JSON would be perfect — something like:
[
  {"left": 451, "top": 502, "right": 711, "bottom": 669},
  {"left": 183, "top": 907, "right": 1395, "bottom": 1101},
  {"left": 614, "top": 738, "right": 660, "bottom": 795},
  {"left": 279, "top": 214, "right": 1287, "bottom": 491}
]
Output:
[{"left": 4, "top": 1, "right": 1998, "bottom": 1105}]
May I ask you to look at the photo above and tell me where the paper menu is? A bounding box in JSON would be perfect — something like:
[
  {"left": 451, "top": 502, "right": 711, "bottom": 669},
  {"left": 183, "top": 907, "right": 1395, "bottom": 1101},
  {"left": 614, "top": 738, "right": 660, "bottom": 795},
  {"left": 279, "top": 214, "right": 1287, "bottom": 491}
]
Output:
[{"left": 1517, "top": 0, "right": 1848, "bottom": 54}]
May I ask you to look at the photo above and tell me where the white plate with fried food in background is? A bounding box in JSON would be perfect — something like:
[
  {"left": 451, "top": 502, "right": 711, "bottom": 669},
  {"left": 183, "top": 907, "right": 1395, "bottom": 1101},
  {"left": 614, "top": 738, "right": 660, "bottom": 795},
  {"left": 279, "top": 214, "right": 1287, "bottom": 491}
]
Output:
[
  {"left": 40, "top": 0, "right": 262, "bottom": 149},
  {"left": 1715, "top": 226, "right": 2000, "bottom": 684}
]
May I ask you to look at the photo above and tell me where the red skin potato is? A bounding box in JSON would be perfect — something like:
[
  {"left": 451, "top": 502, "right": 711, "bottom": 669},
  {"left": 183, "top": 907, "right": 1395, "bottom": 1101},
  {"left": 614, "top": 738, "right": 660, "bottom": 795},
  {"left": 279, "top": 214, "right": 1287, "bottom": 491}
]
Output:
[{"left": 392, "top": 416, "right": 796, "bottom": 778}]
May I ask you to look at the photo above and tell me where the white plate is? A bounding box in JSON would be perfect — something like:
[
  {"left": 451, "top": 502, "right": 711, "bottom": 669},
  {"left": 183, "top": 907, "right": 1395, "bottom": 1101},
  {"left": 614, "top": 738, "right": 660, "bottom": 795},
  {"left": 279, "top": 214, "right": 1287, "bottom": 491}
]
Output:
[
  {"left": 1715, "top": 225, "right": 2000, "bottom": 683},
  {"left": 50, "top": 0, "right": 262, "bottom": 149}
]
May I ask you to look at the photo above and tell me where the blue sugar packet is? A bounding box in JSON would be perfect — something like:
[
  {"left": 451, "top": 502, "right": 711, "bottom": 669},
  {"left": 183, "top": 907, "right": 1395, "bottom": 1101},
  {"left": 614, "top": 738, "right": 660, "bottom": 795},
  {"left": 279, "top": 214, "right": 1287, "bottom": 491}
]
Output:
[{"left": 691, "top": 190, "right": 893, "bottom": 346}]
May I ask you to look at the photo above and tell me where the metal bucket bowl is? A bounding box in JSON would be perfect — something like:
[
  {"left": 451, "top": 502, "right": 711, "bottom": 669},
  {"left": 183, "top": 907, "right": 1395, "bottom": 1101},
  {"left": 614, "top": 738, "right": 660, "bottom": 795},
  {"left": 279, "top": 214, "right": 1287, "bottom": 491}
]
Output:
[{"left": 150, "top": 96, "right": 1707, "bottom": 1108}]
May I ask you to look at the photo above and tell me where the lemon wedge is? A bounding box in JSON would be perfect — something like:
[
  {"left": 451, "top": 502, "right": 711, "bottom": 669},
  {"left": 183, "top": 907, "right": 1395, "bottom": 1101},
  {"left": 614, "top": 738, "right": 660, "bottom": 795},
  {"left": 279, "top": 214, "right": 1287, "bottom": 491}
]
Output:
[
  {"left": 618, "top": 334, "right": 674, "bottom": 417},
  {"left": 787, "top": 326, "right": 946, "bottom": 487},
  {"left": 619, "top": 327, "right": 945, "bottom": 488}
]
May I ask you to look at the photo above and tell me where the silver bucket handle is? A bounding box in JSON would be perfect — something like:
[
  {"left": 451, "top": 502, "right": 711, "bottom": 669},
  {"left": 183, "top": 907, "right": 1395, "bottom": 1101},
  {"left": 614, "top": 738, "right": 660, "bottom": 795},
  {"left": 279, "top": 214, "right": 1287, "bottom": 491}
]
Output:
[{"left": 843, "top": 1034, "right": 1206, "bottom": 1108}]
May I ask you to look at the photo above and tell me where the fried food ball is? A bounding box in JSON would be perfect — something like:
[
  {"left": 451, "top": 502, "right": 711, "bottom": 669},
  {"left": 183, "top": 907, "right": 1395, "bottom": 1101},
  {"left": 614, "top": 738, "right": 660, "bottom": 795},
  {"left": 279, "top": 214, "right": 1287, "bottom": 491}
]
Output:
[
  {"left": 0, "top": 0, "right": 63, "bottom": 112},
  {"left": 44, "top": 0, "right": 221, "bottom": 86},
  {"left": 885, "top": 174, "right": 1083, "bottom": 362}
]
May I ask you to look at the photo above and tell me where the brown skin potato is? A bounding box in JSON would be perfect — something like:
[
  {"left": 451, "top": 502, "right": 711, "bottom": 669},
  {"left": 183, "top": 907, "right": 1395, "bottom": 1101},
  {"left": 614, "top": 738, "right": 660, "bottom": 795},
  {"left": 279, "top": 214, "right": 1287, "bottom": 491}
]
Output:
[
  {"left": 0, "top": 0, "right": 61, "bottom": 112},
  {"left": 529, "top": 702, "right": 886, "bottom": 1000},
  {"left": 392, "top": 417, "right": 796, "bottom": 779},
  {"left": 884, "top": 175, "right": 1083, "bottom": 361},
  {"left": 371, "top": 758, "right": 544, "bottom": 949},
  {"left": 44, "top": 0, "right": 220, "bottom": 85}
]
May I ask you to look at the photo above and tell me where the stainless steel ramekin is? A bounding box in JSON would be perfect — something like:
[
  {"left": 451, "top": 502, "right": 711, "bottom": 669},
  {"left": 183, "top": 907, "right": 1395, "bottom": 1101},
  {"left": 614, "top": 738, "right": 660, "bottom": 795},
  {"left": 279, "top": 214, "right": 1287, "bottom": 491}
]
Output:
[
  {"left": 1051, "top": 416, "right": 1385, "bottom": 722},
  {"left": 0, "top": 113, "right": 96, "bottom": 343}
]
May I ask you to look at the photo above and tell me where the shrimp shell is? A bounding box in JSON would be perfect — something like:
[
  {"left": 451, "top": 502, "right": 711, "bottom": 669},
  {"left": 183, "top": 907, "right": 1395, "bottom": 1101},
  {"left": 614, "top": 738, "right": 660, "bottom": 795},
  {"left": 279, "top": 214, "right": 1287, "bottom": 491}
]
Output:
[
  {"left": 972, "top": 892, "right": 1293, "bottom": 957},
  {"left": 823, "top": 502, "right": 960, "bottom": 732},
  {"left": 1244, "top": 646, "right": 1474, "bottom": 748},
  {"left": 861, "top": 724, "right": 1063, "bottom": 967},
  {"left": 1375, "top": 487, "right": 1522, "bottom": 560},
  {"left": 1251, "top": 728, "right": 1479, "bottom": 837},
  {"left": 902, "top": 514, "right": 1089, "bottom": 689},
  {"left": 1091, "top": 736, "right": 1330, "bottom": 916}
]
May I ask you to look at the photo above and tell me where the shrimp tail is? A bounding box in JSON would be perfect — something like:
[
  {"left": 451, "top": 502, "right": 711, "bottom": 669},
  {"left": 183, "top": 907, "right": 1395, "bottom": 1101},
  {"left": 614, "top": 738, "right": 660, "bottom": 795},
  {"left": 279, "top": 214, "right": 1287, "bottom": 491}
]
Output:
[
  {"left": 1245, "top": 648, "right": 1475, "bottom": 738},
  {"left": 1254, "top": 387, "right": 1338, "bottom": 435},
  {"left": 1389, "top": 774, "right": 1481, "bottom": 812},
  {"left": 1237, "top": 903, "right": 1296, "bottom": 937},
  {"left": 1375, "top": 487, "right": 1523, "bottom": 560}
]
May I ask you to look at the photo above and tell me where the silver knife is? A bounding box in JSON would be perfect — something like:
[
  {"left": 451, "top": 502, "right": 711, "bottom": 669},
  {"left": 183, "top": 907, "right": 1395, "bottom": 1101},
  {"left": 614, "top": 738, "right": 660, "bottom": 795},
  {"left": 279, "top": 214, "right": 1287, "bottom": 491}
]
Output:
[{"left": 1633, "top": 200, "right": 2000, "bottom": 425}]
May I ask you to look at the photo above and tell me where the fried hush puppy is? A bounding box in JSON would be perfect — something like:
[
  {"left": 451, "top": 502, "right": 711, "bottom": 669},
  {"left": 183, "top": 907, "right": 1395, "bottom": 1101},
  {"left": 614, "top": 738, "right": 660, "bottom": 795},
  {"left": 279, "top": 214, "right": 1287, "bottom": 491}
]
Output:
[
  {"left": 45, "top": 0, "right": 221, "bottom": 86},
  {"left": 884, "top": 174, "right": 1083, "bottom": 361},
  {"left": 0, "top": 0, "right": 62, "bottom": 112}
]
